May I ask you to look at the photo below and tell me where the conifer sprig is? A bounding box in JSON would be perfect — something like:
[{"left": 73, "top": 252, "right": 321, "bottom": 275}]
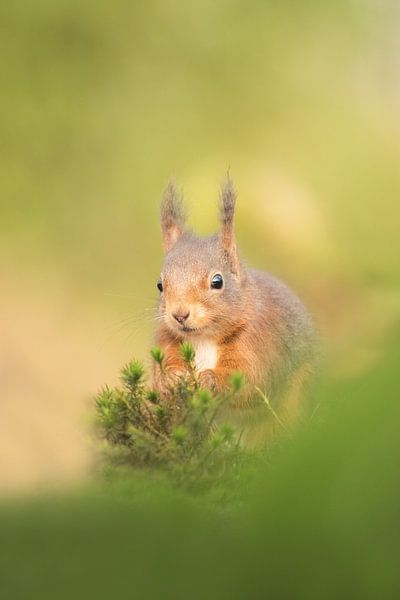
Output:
[{"left": 94, "top": 343, "right": 246, "bottom": 481}]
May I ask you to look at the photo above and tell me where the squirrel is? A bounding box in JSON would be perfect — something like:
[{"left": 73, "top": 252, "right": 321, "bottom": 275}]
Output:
[{"left": 153, "top": 177, "right": 318, "bottom": 443}]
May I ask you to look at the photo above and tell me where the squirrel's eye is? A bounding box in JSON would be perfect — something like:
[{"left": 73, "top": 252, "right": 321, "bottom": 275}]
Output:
[
  {"left": 157, "top": 279, "right": 163, "bottom": 293},
  {"left": 211, "top": 273, "right": 223, "bottom": 290}
]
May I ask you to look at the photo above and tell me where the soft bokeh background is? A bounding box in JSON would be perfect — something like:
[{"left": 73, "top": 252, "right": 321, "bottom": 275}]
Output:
[{"left": 1, "top": 0, "right": 399, "bottom": 493}]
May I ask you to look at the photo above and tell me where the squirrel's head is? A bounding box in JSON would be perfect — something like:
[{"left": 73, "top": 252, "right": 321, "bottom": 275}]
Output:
[{"left": 157, "top": 178, "right": 245, "bottom": 339}]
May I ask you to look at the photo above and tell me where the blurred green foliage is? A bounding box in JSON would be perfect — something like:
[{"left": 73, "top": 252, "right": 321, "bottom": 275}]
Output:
[
  {"left": 1, "top": 332, "right": 400, "bottom": 599},
  {"left": 1, "top": 0, "right": 399, "bottom": 291}
]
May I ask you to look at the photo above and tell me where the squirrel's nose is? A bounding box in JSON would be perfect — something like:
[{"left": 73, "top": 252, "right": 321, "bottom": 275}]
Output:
[{"left": 173, "top": 311, "right": 190, "bottom": 325}]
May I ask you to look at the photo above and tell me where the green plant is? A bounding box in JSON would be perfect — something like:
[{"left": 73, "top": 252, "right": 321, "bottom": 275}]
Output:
[{"left": 95, "top": 344, "right": 246, "bottom": 484}]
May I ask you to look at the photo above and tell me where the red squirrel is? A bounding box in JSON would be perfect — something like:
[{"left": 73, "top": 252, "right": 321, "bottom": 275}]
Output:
[{"left": 153, "top": 178, "right": 318, "bottom": 442}]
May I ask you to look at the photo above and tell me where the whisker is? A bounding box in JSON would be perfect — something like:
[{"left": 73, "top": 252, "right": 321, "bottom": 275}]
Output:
[{"left": 101, "top": 310, "right": 158, "bottom": 345}]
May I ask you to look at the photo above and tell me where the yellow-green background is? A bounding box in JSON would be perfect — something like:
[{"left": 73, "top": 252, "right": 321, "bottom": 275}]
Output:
[{"left": 1, "top": 0, "right": 399, "bottom": 491}]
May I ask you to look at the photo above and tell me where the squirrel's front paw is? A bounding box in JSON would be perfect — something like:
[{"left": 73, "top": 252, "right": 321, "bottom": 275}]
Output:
[
  {"left": 199, "top": 369, "right": 218, "bottom": 391},
  {"left": 153, "top": 365, "right": 186, "bottom": 396}
]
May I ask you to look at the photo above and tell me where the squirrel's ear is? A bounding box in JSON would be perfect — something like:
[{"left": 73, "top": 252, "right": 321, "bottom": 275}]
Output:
[
  {"left": 219, "top": 176, "right": 240, "bottom": 276},
  {"left": 160, "top": 181, "right": 186, "bottom": 252}
]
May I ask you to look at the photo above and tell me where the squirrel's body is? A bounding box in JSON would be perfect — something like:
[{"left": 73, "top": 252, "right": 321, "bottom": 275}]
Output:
[{"left": 153, "top": 180, "right": 317, "bottom": 443}]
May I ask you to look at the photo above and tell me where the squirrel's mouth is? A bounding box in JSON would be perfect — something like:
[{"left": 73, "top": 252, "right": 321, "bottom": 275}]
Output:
[
  {"left": 169, "top": 322, "right": 201, "bottom": 335},
  {"left": 165, "top": 315, "right": 205, "bottom": 336},
  {"left": 182, "top": 325, "right": 197, "bottom": 333}
]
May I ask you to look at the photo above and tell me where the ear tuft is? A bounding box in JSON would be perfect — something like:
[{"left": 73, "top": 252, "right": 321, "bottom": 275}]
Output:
[
  {"left": 220, "top": 175, "right": 236, "bottom": 234},
  {"left": 160, "top": 181, "right": 186, "bottom": 252},
  {"left": 219, "top": 176, "right": 240, "bottom": 275}
]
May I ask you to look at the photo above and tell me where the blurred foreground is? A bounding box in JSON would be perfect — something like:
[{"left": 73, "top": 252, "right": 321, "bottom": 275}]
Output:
[{"left": 1, "top": 333, "right": 399, "bottom": 598}]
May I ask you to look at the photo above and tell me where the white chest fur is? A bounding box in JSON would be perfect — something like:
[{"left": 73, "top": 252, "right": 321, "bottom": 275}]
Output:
[{"left": 190, "top": 338, "right": 218, "bottom": 372}]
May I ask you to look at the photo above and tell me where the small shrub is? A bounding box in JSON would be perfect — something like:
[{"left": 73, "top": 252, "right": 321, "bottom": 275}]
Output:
[{"left": 94, "top": 343, "right": 246, "bottom": 485}]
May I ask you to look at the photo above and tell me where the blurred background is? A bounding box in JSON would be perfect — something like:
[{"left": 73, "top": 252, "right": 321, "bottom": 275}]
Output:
[{"left": 1, "top": 0, "right": 399, "bottom": 492}]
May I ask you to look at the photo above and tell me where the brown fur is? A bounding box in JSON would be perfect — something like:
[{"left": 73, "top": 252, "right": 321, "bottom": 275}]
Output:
[{"left": 154, "top": 178, "right": 318, "bottom": 444}]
